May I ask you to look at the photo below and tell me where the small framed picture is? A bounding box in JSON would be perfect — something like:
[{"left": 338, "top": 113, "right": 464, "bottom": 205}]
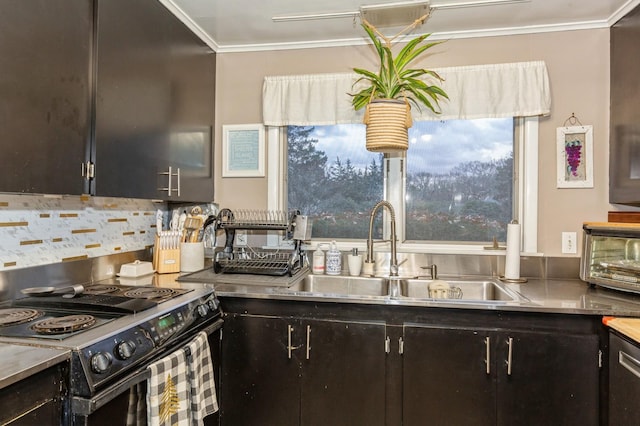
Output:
[
  {"left": 222, "top": 124, "right": 265, "bottom": 177},
  {"left": 556, "top": 125, "right": 593, "bottom": 188}
]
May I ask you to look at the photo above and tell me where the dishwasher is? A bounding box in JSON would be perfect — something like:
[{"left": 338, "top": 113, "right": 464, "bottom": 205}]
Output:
[{"left": 609, "top": 331, "right": 640, "bottom": 425}]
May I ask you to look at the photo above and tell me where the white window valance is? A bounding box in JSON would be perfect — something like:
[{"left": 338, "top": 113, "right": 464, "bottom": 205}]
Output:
[{"left": 262, "top": 61, "right": 551, "bottom": 126}]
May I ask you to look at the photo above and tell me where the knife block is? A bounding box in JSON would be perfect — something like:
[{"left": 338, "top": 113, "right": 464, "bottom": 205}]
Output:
[{"left": 153, "top": 235, "right": 181, "bottom": 274}]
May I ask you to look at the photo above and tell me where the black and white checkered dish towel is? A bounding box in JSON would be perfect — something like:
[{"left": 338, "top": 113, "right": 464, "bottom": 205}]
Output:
[
  {"left": 185, "top": 331, "right": 219, "bottom": 423},
  {"left": 127, "top": 331, "right": 219, "bottom": 426},
  {"left": 147, "top": 347, "right": 191, "bottom": 426}
]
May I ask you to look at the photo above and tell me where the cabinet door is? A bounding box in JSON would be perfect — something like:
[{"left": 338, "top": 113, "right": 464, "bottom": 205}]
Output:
[
  {"left": 610, "top": 5, "right": 640, "bottom": 205},
  {"left": 94, "top": 0, "right": 214, "bottom": 201},
  {"left": 0, "top": 0, "right": 90, "bottom": 195},
  {"left": 300, "top": 319, "right": 387, "bottom": 426},
  {"left": 402, "top": 325, "right": 496, "bottom": 426},
  {"left": 609, "top": 332, "right": 640, "bottom": 426},
  {"left": 0, "top": 364, "right": 64, "bottom": 425},
  {"left": 219, "top": 315, "right": 300, "bottom": 426},
  {"left": 496, "top": 331, "right": 600, "bottom": 426}
]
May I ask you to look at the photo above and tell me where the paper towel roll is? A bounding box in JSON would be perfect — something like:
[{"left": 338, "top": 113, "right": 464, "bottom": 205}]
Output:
[{"left": 504, "top": 222, "right": 521, "bottom": 279}]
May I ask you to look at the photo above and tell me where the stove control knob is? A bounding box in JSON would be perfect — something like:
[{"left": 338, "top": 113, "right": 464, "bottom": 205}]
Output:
[
  {"left": 207, "top": 298, "right": 219, "bottom": 311},
  {"left": 116, "top": 340, "right": 137, "bottom": 360},
  {"left": 91, "top": 352, "right": 113, "bottom": 374},
  {"left": 197, "top": 304, "right": 209, "bottom": 317}
]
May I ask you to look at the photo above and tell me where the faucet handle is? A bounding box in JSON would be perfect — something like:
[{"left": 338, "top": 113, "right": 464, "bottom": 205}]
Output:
[{"left": 421, "top": 264, "right": 438, "bottom": 279}]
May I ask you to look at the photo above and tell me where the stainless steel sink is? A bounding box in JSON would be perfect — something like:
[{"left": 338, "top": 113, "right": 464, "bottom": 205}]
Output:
[
  {"left": 399, "top": 278, "right": 520, "bottom": 302},
  {"left": 287, "top": 274, "right": 525, "bottom": 303},
  {"left": 288, "top": 274, "right": 389, "bottom": 297}
]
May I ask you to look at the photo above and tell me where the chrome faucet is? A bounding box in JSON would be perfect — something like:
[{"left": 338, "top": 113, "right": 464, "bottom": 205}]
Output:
[{"left": 366, "top": 200, "right": 399, "bottom": 276}]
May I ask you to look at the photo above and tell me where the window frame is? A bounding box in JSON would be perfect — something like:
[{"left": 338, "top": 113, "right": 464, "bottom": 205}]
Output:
[{"left": 267, "top": 117, "right": 539, "bottom": 255}]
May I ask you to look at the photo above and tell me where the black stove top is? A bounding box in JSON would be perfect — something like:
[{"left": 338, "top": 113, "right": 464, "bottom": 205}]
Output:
[
  {"left": 0, "top": 283, "right": 194, "bottom": 340},
  {"left": 12, "top": 293, "right": 158, "bottom": 314},
  {"left": 0, "top": 306, "right": 118, "bottom": 340}
]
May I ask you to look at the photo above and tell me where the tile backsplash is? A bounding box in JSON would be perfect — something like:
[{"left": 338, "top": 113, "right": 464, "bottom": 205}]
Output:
[{"left": 0, "top": 193, "right": 164, "bottom": 271}]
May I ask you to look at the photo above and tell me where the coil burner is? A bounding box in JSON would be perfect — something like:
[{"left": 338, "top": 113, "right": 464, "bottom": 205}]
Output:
[
  {"left": 0, "top": 308, "right": 42, "bottom": 327},
  {"left": 82, "top": 285, "right": 121, "bottom": 295},
  {"left": 123, "top": 287, "right": 177, "bottom": 300},
  {"left": 32, "top": 314, "right": 96, "bottom": 335}
]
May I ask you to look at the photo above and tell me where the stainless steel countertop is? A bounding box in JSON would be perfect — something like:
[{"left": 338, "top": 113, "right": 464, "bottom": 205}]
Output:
[
  {"left": 7, "top": 270, "right": 640, "bottom": 391},
  {"left": 178, "top": 270, "right": 640, "bottom": 317},
  {"left": 0, "top": 343, "right": 69, "bottom": 390}
]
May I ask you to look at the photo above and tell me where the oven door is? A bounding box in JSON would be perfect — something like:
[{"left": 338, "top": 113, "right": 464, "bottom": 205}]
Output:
[{"left": 69, "top": 319, "right": 222, "bottom": 426}]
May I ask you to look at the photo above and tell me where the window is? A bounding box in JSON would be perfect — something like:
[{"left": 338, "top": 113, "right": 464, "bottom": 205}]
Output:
[{"left": 286, "top": 117, "right": 515, "bottom": 245}]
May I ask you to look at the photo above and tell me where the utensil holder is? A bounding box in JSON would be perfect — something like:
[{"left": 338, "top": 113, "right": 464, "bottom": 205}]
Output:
[
  {"left": 180, "top": 242, "right": 205, "bottom": 272},
  {"left": 153, "top": 235, "right": 181, "bottom": 274}
]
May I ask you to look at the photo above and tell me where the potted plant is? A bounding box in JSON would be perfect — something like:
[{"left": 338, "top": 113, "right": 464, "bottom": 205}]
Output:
[{"left": 351, "top": 21, "right": 448, "bottom": 152}]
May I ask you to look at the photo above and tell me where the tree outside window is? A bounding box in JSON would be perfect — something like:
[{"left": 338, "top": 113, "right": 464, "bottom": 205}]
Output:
[{"left": 287, "top": 118, "right": 514, "bottom": 243}]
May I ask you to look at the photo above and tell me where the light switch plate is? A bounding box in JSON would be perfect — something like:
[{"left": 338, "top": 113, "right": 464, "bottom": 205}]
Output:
[{"left": 562, "top": 232, "right": 577, "bottom": 254}]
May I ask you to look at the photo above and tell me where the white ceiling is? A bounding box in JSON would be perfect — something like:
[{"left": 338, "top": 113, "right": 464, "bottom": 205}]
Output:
[{"left": 161, "top": 0, "right": 640, "bottom": 52}]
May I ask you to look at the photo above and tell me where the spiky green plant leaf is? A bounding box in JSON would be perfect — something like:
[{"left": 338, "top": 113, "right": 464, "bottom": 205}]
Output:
[{"left": 350, "top": 23, "right": 448, "bottom": 114}]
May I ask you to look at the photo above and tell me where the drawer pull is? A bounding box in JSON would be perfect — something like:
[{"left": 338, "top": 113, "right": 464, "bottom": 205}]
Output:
[{"left": 619, "top": 350, "right": 640, "bottom": 379}]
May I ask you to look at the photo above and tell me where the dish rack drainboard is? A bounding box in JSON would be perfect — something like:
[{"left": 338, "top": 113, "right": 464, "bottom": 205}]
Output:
[
  {"left": 212, "top": 209, "right": 310, "bottom": 277},
  {"left": 216, "top": 251, "right": 296, "bottom": 276}
]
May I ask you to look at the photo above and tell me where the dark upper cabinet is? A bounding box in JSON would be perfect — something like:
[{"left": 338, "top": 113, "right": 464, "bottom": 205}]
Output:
[
  {"left": 0, "top": 0, "right": 92, "bottom": 195},
  {"left": 610, "top": 4, "right": 640, "bottom": 205},
  {"left": 0, "top": 0, "right": 215, "bottom": 201},
  {"left": 94, "top": 0, "right": 215, "bottom": 201}
]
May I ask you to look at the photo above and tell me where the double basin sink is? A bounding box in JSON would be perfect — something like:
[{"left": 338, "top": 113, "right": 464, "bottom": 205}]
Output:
[{"left": 285, "top": 274, "right": 527, "bottom": 304}]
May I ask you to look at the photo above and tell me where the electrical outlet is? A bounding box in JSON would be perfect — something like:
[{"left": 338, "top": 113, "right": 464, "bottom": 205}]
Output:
[
  {"left": 562, "top": 232, "right": 577, "bottom": 254},
  {"left": 235, "top": 231, "right": 247, "bottom": 246}
]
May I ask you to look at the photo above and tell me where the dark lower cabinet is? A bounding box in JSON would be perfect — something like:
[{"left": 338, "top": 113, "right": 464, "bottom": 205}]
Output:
[
  {"left": 497, "top": 330, "right": 599, "bottom": 426},
  {"left": 220, "top": 314, "right": 387, "bottom": 426},
  {"left": 402, "top": 326, "right": 496, "bottom": 426},
  {"left": 220, "top": 315, "right": 300, "bottom": 425},
  {"left": 219, "top": 299, "right": 604, "bottom": 426},
  {"left": 0, "top": 363, "right": 66, "bottom": 425},
  {"left": 609, "top": 331, "right": 640, "bottom": 425},
  {"left": 402, "top": 325, "right": 600, "bottom": 426},
  {"left": 300, "top": 318, "right": 387, "bottom": 426}
]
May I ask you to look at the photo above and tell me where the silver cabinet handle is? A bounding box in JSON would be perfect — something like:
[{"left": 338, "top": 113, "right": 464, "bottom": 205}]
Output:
[
  {"left": 306, "top": 325, "right": 311, "bottom": 360},
  {"left": 176, "top": 167, "right": 181, "bottom": 197},
  {"left": 506, "top": 337, "right": 513, "bottom": 375},
  {"left": 158, "top": 166, "right": 180, "bottom": 196},
  {"left": 287, "top": 324, "right": 293, "bottom": 359},
  {"left": 619, "top": 350, "right": 640, "bottom": 379},
  {"left": 485, "top": 337, "right": 491, "bottom": 375},
  {"left": 385, "top": 336, "right": 390, "bottom": 354}
]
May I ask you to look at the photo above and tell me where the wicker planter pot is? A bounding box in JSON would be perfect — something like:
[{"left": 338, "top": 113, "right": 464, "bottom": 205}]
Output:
[{"left": 363, "top": 99, "right": 413, "bottom": 152}]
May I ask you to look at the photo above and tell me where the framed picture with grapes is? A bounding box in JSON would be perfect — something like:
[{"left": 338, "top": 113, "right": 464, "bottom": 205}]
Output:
[{"left": 556, "top": 125, "right": 593, "bottom": 188}]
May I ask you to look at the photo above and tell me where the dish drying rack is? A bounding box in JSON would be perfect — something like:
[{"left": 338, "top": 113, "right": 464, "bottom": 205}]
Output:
[{"left": 212, "top": 208, "right": 309, "bottom": 276}]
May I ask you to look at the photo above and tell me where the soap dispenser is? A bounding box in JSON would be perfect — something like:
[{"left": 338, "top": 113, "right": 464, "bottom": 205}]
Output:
[
  {"left": 325, "top": 241, "right": 342, "bottom": 275},
  {"left": 312, "top": 245, "right": 326, "bottom": 275}
]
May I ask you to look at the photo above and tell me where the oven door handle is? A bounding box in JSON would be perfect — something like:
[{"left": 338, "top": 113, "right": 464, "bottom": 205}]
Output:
[{"left": 72, "top": 318, "right": 224, "bottom": 416}]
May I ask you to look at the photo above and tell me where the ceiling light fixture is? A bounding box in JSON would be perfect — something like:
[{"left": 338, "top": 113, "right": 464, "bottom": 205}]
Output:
[
  {"left": 360, "top": 1, "right": 431, "bottom": 28},
  {"left": 272, "top": 0, "right": 529, "bottom": 24}
]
